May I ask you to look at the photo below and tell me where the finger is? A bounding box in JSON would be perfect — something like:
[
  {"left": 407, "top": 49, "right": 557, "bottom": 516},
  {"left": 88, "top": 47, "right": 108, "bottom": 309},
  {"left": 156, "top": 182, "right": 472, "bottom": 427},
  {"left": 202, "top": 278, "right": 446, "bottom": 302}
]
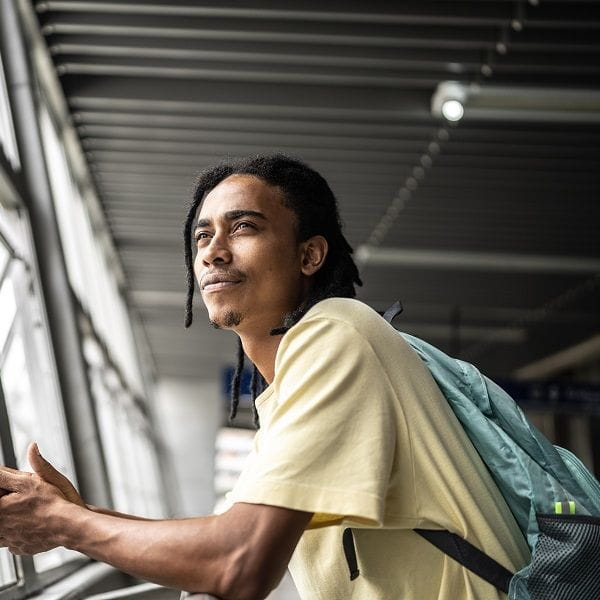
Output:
[
  {"left": 0, "top": 469, "right": 24, "bottom": 493},
  {"left": 0, "top": 466, "right": 22, "bottom": 475},
  {"left": 0, "top": 490, "right": 19, "bottom": 507}
]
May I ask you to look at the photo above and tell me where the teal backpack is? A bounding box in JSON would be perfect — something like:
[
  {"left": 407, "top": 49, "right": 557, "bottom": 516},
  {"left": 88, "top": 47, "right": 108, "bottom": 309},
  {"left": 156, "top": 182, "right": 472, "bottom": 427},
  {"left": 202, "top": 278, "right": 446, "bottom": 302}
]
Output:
[{"left": 343, "top": 302, "right": 600, "bottom": 599}]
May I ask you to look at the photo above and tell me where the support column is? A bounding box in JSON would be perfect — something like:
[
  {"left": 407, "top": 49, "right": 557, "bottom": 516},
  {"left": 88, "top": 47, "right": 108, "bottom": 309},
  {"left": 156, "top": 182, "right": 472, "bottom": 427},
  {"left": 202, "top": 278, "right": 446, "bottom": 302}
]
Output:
[{"left": 154, "top": 378, "right": 222, "bottom": 516}]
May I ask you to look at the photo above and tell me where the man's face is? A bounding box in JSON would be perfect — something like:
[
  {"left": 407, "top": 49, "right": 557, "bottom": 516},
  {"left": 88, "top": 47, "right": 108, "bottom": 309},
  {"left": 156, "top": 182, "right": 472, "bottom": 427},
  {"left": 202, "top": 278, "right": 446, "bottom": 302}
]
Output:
[{"left": 193, "top": 174, "right": 308, "bottom": 334}]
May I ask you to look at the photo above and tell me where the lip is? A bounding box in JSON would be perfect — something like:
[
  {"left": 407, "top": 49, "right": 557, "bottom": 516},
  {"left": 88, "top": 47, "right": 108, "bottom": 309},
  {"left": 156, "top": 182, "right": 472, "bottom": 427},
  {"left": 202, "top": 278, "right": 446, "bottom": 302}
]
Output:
[
  {"left": 202, "top": 280, "right": 241, "bottom": 293},
  {"left": 201, "top": 271, "right": 244, "bottom": 292}
]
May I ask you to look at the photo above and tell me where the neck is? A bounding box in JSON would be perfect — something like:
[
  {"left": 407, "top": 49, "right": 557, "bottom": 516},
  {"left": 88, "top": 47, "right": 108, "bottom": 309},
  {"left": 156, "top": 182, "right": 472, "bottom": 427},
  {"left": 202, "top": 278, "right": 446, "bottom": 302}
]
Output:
[
  {"left": 235, "top": 288, "right": 313, "bottom": 382},
  {"left": 238, "top": 330, "right": 283, "bottom": 384}
]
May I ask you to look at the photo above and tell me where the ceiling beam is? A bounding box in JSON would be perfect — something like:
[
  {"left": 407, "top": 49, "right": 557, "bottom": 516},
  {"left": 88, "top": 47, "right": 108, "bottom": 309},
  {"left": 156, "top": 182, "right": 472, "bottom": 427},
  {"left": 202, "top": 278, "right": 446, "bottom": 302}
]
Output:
[
  {"left": 49, "top": 42, "right": 480, "bottom": 72},
  {"left": 67, "top": 94, "right": 430, "bottom": 121},
  {"left": 513, "top": 334, "right": 600, "bottom": 380},
  {"left": 56, "top": 61, "right": 442, "bottom": 89},
  {"left": 41, "top": 21, "right": 497, "bottom": 51},
  {"left": 35, "top": 2, "right": 511, "bottom": 27},
  {"left": 356, "top": 246, "right": 600, "bottom": 275}
]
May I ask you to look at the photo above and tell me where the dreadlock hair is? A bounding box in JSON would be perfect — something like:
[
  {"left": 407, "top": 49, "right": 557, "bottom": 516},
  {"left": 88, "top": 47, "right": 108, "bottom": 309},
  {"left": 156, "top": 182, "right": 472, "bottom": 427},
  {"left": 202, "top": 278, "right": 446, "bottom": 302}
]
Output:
[{"left": 183, "top": 153, "right": 362, "bottom": 427}]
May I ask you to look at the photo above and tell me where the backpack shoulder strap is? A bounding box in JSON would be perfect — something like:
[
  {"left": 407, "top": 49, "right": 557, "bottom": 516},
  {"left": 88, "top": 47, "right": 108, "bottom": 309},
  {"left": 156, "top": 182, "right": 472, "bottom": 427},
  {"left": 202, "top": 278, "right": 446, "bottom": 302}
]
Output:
[
  {"left": 342, "top": 528, "right": 360, "bottom": 581},
  {"left": 382, "top": 300, "right": 403, "bottom": 324},
  {"left": 342, "top": 527, "right": 513, "bottom": 592},
  {"left": 414, "top": 529, "right": 513, "bottom": 593}
]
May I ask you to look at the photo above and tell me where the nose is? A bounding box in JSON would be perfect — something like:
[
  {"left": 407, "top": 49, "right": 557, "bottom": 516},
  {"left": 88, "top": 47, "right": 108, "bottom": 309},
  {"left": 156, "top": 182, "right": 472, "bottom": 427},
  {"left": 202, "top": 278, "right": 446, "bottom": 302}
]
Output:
[{"left": 198, "top": 232, "right": 232, "bottom": 267}]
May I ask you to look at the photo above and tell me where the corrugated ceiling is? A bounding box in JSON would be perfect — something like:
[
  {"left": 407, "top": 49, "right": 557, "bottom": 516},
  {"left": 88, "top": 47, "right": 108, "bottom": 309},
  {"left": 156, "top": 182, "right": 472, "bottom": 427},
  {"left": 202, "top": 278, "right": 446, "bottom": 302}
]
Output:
[{"left": 32, "top": 0, "right": 600, "bottom": 380}]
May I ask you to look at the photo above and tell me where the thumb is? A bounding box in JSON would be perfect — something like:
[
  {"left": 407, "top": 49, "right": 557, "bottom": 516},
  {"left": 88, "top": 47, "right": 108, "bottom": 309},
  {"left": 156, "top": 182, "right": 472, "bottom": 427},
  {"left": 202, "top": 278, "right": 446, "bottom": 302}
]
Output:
[
  {"left": 27, "top": 442, "right": 85, "bottom": 507},
  {"left": 28, "top": 442, "right": 59, "bottom": 481}
]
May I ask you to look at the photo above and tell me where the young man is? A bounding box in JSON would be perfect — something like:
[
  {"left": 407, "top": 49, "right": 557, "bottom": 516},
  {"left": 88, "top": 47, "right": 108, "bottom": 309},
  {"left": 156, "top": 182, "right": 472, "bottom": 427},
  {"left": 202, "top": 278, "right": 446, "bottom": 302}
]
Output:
[{"left": 0, "top": 155, "right": 529, "bottom": 599}]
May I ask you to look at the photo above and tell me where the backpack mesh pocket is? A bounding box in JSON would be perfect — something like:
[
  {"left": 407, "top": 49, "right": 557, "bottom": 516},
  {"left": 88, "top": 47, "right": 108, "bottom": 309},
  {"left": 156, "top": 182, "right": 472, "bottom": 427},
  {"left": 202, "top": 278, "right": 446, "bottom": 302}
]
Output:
[{"left": 528, "top": 514, "right": 600, "bottom": 600}]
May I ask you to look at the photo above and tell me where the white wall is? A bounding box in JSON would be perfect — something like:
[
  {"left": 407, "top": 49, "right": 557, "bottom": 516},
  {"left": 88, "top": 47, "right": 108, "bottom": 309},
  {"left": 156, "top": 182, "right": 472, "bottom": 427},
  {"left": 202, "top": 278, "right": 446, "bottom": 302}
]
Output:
[{"left": 154, "top": 378, "right": 224, "bottom": 517}]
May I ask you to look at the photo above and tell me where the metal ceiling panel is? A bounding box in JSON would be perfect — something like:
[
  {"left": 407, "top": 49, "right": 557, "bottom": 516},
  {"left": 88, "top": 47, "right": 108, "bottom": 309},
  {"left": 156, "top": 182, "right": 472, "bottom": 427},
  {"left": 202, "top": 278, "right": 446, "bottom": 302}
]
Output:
[{"left": 31, "top": 0, "right": 600, "bottom": 380}]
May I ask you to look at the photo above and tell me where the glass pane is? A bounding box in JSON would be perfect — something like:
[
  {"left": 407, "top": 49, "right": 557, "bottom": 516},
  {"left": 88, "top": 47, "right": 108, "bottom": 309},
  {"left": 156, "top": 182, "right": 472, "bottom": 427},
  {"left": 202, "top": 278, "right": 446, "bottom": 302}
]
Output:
[
  {"left": 0, "top": 413, "right": 17, "bottom": 588},
  {"left": 89, "top": 356, "right": 166, "bottom": 518},
  {"left": 0, "top": 276, "right": 16, "bottom": 353},
  {"left": 1, "top": 328, "right": 36, "bottom": 469},
  {"left": 1, "top": 317, "right": 82, "bottom": 572},
  {"left": 0, "top": 185, "right": 81, "bottom": 573},
  {"left": 0, "top": 328, "right": 36, "bottom": 580},
  {"left": 0, "top": 53, "right": 19, "bottom": 170},
  {"left": 91, "top": 368, "right": 129, "bottom": 512},
  {"left": 0, "top": 240, "right": 9, "bottom": 279}
]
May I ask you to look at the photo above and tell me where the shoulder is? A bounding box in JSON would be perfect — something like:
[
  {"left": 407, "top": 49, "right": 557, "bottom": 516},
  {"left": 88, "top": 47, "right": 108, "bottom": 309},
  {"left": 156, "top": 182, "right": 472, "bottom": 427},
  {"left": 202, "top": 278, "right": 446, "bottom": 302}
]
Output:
[
  {"left": 301, "top": 297, "right": 391, "bottom": 340},
  {"left": 272, "top": 298, "right": 402, "bottom": 411},
  {"left": 304, "top": 297, "right": 382, "bottom": 324},
  {"left": 276, "top": 298, "right": 394, "bottom": 364}
]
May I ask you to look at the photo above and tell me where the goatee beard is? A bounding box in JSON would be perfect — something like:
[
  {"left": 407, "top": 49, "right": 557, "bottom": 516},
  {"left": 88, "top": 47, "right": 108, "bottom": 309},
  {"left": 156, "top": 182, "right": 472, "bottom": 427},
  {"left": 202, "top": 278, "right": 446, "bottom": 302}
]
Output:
[{"left": 209, "top": 310, "right": 243, "bottom": 329}]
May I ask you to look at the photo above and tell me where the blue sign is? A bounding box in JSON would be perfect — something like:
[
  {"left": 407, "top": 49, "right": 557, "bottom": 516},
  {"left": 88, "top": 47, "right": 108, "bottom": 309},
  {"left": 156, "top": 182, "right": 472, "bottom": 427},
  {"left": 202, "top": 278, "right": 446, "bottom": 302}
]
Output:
[
  {"left": 222, "top": 366, "right": 254, "bottom": 408},
  {"left": 500, "top": 380, "right": 600, "bottom": 414}
]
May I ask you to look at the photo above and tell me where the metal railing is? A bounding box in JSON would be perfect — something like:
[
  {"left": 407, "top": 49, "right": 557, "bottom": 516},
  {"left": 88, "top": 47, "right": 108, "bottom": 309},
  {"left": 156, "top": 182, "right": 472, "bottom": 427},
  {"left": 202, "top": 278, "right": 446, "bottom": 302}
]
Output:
[{"left": 85, "top": 583, "right": 220, "bottom": 600}]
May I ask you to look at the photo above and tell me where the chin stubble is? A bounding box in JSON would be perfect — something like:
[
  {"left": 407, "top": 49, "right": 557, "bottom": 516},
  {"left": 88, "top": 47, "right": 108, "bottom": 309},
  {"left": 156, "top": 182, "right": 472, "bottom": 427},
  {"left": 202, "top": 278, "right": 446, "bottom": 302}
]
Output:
[{"left": 209, "top": 310, "right": 243, "bottom": 329}]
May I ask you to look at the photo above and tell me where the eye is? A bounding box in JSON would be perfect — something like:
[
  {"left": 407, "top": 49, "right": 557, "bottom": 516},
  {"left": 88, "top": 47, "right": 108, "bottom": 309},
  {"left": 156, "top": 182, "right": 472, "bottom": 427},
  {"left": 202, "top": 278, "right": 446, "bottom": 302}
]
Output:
[
  {"left": 233, "top": 221, "right": 254, "bottom": 233},
  {"left": 194, "top": 231, "right": 211, "bottom": 243}
]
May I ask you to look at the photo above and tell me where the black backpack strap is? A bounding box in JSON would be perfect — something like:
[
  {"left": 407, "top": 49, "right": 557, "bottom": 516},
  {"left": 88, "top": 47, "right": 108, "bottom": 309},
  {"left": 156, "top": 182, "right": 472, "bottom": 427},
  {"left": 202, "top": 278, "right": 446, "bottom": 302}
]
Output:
[
  {"left": 414, "top": 529, "right": 513, "bottom": 594},
  {"left": 342, "top": 528, "right": 512, "bottom": 591},
  {"left": 342, "top": 528, "right": 360, "bottom": 581},
  {"left": 383, "top": 300, "right": 403, "bottom": 324}
]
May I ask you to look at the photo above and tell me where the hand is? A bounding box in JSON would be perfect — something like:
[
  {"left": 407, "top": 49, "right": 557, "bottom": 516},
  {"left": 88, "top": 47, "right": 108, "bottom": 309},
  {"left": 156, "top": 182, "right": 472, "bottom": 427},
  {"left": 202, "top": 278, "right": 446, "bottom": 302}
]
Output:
[
  {"left": 27, "top": 442, "right": 86, "bottom": 508},
  {"left": 0, "top": 443, "right": 74, "bottom": 555}
]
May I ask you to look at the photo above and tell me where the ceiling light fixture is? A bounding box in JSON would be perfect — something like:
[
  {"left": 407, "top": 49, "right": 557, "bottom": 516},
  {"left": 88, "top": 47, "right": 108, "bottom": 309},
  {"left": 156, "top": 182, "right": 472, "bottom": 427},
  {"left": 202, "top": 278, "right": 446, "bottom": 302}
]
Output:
[
  {"left": 432, "top": 81, "right": 600, "bottom": 123},
  {"left": 432, "top": 81, "right": 467, "bottom": 123},
  {"left": 441, "top": 99, "right": 464, "bottom": 122}
]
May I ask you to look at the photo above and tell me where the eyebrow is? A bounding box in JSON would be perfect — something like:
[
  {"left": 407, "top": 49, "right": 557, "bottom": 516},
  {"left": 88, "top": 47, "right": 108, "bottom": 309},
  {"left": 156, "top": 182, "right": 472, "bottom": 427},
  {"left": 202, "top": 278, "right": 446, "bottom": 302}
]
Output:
[{"left": 195, "top": 210, "right": 267, "bottom": 229}]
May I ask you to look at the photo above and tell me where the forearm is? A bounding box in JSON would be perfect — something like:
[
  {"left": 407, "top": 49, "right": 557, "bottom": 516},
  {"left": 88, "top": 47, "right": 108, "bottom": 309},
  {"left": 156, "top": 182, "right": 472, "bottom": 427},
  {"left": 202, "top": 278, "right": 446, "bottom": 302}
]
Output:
[
  {"left": 56, "top": 505, "right": 241, "bottom": 597},
  {"left": 86, "top": 504, "right": 155, "bottom": 521}
]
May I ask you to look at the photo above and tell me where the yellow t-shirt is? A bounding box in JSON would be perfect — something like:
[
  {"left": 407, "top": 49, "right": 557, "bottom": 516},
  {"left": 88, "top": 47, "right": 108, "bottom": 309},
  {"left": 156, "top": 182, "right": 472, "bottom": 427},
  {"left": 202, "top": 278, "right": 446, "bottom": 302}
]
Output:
[{"left": 231, "top": 298, "right": 530, "bottom": 599}]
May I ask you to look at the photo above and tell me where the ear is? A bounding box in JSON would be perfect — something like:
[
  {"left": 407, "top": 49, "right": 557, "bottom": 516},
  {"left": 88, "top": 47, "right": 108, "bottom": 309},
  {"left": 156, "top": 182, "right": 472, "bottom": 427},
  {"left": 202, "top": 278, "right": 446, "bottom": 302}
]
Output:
[{"left": 300, "top": 236, "right": 328, "bottom": 276}]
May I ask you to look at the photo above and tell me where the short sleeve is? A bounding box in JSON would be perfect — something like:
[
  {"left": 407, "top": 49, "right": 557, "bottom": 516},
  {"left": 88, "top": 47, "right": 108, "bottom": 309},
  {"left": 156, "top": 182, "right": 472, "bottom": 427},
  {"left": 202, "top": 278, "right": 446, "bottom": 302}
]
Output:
[{"left": 230, "top": 316, "right": 398, "bottom": 528}]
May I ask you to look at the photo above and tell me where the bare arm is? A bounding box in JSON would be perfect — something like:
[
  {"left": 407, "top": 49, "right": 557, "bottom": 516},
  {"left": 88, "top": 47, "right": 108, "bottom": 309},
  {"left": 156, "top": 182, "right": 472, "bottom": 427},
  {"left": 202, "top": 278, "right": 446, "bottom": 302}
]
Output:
[
  {"left": 56, "top": 501, "right": 310, "bottom": 598},
  {"left": 0, "top": 446, "right": 311, "bottom": 600},
  {"left": 85, "top": 504, "right": 155, "bottom": 521}
]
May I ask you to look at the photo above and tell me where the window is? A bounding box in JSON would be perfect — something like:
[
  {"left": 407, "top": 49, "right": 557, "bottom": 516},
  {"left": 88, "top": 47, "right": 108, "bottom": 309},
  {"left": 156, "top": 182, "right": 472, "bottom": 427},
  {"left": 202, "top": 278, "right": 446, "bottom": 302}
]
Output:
[
  {"left": 84, "top": 336, "right": 166, "bottom": 518},
  {"left": 37, "top": 103, "right": 168, "bottom": 520},
  {"left": 38, "top": 106, "right": 143, "bottom": 396},
  {"left": 0, "top": 52, "right": 19, "bottom": 171},
  {"left": 0, "top": 192, "right": 82, "bottom": 583},
  {"left": 0, "top": 271, "right": 17, "bottom": 589},
  {"left": 0, "top": 13, "right": 166, "bottom": 598}
]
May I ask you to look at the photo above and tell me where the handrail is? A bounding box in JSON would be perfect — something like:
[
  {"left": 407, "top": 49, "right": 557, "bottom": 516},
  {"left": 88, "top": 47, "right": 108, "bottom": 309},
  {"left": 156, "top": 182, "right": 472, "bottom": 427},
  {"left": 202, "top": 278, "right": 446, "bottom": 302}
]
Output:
[{"left": 84, "top": 583, "right": 220, "bottom": 600}]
